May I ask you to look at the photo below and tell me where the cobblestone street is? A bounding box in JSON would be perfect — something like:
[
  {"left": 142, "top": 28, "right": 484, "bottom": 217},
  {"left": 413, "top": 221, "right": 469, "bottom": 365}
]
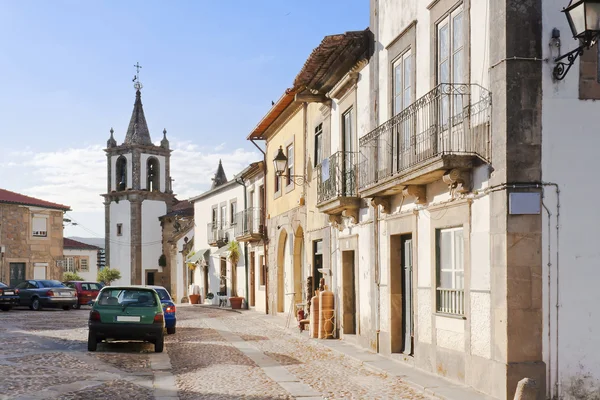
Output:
[{"left": 0, "top": 305, "right": 432, "bottom": 400}]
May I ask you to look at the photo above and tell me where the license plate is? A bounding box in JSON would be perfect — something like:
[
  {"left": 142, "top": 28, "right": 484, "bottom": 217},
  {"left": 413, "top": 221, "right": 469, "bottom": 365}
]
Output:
[
  {"left": 60, "top": 292, "right": 72, "bottom": 297},
  {"left": 3, "top": 291, "right": 14, "bottom": 296},
  {"left": 116, "top": 316, "right": 140, "bottom": 322}
]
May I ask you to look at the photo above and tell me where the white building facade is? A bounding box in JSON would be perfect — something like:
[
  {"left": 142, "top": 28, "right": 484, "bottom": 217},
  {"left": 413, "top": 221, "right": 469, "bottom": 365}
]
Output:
[
  {"left": 103, "top": 87, "right": 175, "bottom": 286},
  {"left": 63, "top": 238, "right": 100, "bottom": 282}
]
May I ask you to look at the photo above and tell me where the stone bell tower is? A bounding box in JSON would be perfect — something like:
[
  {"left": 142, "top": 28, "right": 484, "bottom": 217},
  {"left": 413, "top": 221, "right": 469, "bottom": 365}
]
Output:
[{"left": 102, "top": 65, "right": 175, "bottom": 285}]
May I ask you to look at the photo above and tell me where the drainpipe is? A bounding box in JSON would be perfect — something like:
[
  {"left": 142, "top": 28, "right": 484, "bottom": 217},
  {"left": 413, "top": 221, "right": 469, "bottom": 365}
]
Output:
[
  {"left": 234, "top": 176, "right": 250, "bottom": 310},
  {"left": 251, "top": 139, "right": 269, "bottom": 314}
]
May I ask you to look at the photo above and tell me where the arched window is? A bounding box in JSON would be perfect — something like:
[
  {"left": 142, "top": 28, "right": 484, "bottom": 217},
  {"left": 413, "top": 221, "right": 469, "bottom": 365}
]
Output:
[
  {"left": 147, "top": 157, "right": 160, "bottom": 191},
  {"left": 116, "top": 156, "right": 127, "bottom": 191}
]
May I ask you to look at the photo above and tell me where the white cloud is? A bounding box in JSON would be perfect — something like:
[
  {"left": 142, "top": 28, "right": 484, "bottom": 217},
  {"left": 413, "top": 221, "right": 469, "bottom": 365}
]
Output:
[{"left": 0, "top": 141, "right": 260, "bottom": 237}]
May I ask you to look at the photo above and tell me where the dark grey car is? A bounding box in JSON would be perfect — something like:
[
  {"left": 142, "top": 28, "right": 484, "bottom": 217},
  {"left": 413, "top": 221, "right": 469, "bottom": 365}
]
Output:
[{"left": 14, "top": 280, "right": 77, "bottom": 311}]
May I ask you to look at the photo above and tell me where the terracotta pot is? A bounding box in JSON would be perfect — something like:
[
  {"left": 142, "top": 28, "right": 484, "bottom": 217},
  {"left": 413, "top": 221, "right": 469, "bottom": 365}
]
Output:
[
  {"left": 189, "top": 294, "right": 200, "bottom": 304},
  {"left": 229, "top": 296, "right": 244, "bottom": 309}
]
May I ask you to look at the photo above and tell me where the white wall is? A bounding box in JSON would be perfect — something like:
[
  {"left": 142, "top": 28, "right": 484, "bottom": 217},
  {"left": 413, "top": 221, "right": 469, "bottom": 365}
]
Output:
[
  {"left": 109, "top": 199, "right": 131, "bottom": 285},
  {"left": 542, "top": 1, "right": 600, "bottom": 397},
  {"left": 140, "top": 154, "right": 167, "bottom": 192},
  {"left": 110, "top": 154, "right": 133, "bottom": 192},
  {"left": 175, "top": 228, "right": 194, "bottom": 304},
  {"left": 63, "top": 248, "right": 98, "bottom": 282},
  {"left": 141, "top": 200, "right": 167, "bottom": 284}
]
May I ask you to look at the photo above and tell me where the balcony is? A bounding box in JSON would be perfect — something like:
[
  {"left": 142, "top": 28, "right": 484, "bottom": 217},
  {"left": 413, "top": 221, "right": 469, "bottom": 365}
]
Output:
[
  {"left": 359, "top": 83, "right": 491, "bottom": 205},
  {"left": 207, "top": 222, "right": 228, "bottom": 247},
  {"left": 234, "top": 207, "right": 265, "bottom": 242},
  {"left": 316, "top": 151, "right": 361, "bottom": 225}
]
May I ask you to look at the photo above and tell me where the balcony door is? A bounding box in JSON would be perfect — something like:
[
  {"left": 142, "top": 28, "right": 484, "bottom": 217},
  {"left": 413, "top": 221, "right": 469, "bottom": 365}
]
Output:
[
  {"left": 342, "top": 108, "right": 356, "bottom": 196},
  {"left": 437, "top": 6, "right": 465, "bottom": 153},
  {"left": 392, "top": 50, "right": 413, "bottom": 173}
]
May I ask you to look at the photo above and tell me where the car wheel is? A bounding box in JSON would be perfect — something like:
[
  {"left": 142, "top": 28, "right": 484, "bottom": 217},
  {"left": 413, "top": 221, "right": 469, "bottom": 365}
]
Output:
[
  {"left": 72, "top": 303, "right": 80, "bottom": 310},
  {"left": 0, "top": 306, "right": 11, "bottom": 311},
  {"left": 62, "top": 306, "right": 71, "bottom": 311},
  {"left": 167, "top": 326, "right": 176, "bottom": 335},
  {"left": 88, "top": 332, "right": 97, "bottom": 352},
  {"left": 31, "top": 298, "right": 42, "bottom": 311},
  {"left": 155, "top": 335, "right": 164, "bottom": 353}
]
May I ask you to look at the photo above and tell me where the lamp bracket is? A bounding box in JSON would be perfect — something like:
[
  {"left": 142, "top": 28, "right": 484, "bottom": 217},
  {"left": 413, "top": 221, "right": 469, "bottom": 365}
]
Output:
[
  {"left": 275, "top": 172, "right": 307, "bottom": 185},
  {"left": 553, "top": 45, "right": 585, "bottom": 80}
]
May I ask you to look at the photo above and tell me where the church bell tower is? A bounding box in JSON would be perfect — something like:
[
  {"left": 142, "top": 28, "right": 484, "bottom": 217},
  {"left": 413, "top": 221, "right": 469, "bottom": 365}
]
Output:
[{"left": 102, "top": 64, "right": 175, "bottom": 285}]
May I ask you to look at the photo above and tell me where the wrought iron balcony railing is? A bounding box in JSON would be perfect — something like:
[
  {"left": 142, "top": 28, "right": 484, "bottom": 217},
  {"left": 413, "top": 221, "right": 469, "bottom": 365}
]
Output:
[
  {"left": 233, "top": 207, "right": 265, "bottom": 240},
  {"left": 359, "top": 83, "right": 491, "bottom": 190},
  {"left": 316, "top": 151, "right": 360, "bottom": 205},
  {"left": 207, "top": 222, "right": 228, "bottom": 246}
]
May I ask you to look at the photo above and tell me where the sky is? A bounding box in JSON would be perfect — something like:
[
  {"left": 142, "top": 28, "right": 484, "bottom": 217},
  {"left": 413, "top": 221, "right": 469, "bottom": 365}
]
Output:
[{"left": 0, "top": 1, "right": 367, "bottom": 239}]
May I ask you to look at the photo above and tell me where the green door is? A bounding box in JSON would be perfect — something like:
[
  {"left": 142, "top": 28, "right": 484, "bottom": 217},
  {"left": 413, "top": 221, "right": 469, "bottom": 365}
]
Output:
[{"left": 9, "top": 263, "right": 25, "bottom": 287}]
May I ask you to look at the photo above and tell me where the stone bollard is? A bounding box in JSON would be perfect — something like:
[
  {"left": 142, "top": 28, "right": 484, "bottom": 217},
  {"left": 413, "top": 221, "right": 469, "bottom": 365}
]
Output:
[{"left": 513, "top": 378, "right": 538, "bottom": 400}]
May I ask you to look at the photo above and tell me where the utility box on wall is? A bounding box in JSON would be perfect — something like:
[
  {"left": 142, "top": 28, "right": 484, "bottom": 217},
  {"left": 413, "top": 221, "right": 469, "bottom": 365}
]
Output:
[{"left": 508, "top": 192, "right": 542, "bottom": 215}]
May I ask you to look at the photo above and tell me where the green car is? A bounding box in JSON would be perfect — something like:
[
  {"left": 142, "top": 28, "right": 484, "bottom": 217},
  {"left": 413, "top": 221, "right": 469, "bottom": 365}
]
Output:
[{"left": 87, "top": 286, "right": 165, "bottom": 353}]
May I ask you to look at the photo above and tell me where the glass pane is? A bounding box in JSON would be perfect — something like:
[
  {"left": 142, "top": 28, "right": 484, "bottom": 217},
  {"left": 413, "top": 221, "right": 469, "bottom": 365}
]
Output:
[
  {"left": 440, "top": 230, "right": 452, "bottom": 271},
  {"left": 453, "top": 49, "right": 463, "bottom": 83},
  {"left": 440, "top": 271, "right": 453, "bottom": 288},
  {"left": 455, "top": 271, "right": 465, "bottom": 290},
  {"left": 439, "top": 24, "right": 449, "bottom": 60},
  {"left": 454, "top": 229, "right": 464, "bottom": 272},
  {"left": 568, "top": 3, "right": 585, "bottom": 35},
  {"left": 403, "top": 88, "right": 411, "bottom": 110},
  {"left": 394, "top": 94, "right": 403, "bottom": 115},
  {"left": 441, "top": 95, "right": 450, "bottom": 127},
  {"left": 403, "top": 54, "right": 411, "bottom": 91},
  {"left": 453, "top": 12, "right": 463, "bottom": 50},
  {"left": 394, "top": 63, "right": 402, "bottom": 96},
  {"left": 440, "top": 60, "right": 449, "bottom": 83}
]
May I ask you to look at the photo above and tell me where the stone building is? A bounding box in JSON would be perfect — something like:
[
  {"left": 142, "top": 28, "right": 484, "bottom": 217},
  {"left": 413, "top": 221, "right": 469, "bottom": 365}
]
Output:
[
  {"left": 0, "top": 188, "right": 70, "bottom": 286},
  {"left": 102, "top": 82, "right": 176, "bottom": 286}
]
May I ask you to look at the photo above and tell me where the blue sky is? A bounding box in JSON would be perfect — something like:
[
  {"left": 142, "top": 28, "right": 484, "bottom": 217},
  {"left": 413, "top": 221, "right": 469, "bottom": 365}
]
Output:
[{"left": 0, "top": 1, "right": 367, "bottom": 238}]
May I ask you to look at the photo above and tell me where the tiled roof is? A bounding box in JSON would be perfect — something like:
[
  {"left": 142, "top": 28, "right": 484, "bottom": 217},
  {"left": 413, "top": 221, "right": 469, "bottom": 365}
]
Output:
[
  {"left": 0, "top": 188, "right": 70, "bottom": 211},
  {"left": 247, "top": 88, "right": 297, "bottom": 140},
  {"left": 64, "top": 238, "right": 100, "bottom": 250},
  {"left": 160, "top": 199, "right": 194, "bottom": 218}
]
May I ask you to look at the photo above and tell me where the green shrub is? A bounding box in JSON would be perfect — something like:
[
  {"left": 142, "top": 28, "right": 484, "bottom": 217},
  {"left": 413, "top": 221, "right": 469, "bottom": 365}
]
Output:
[{"left": 63, "top": 271, "right": 84, "bottom": 282}]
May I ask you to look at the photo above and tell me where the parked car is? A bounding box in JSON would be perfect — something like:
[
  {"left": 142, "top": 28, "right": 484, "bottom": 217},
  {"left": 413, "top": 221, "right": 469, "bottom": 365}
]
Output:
[
  {"left": 14, "top": 280, "right": 77, "bottom": 311},
  {"left": 0, "top": 282, "right": 20, "bottom": 311},
  {"left": 146, "top": 285, "right": 177, "bottom": 334},
  {"left": 63, "top": 281, "right": 102, "bottom": 309},
  {"left": 88, "top": 286, "right": 165, "bottom": 353}
]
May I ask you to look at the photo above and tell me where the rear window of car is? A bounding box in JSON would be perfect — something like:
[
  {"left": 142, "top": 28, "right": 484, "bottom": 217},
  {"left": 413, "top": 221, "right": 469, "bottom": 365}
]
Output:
[
  {"left": 81, "top": 283, "right": 102, "bottom": 291},
  {"left": 39, "top": 280, "right": 65, "bottom": 288},
  {"left": 0, "top": 282, "right": 6, "bottom": 288},
  {"left": 154, "top": 288, "right": 171, "bottom": 301},
  {"left": 97, "top": 289, "right": 158, "bottom": 307}
]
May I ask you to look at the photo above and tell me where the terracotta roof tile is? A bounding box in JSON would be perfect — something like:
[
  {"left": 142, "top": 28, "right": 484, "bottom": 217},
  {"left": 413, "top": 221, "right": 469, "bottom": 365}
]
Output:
[
  {"left": 64, "top": 238, "right": 100, "bottom": 250},
  {"left": 0, "top": 188, "right": 70, "bottom": 211}
]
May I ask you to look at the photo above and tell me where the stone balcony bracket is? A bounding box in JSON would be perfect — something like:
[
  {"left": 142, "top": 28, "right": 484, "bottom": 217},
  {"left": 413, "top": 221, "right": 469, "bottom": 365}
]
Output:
[
  {"left": 442, "top": 169, "right": 471, "bottom": 197},
  {"left": 371, "top": 196, "right": 391, "bottom": 214},
  {"left": 402, "top": 185, "right": 427, "bottom": 205},
  {"left": 329, "top": 214, "right": 344, "bottom": 231},
  {"left": 341, "top": 208, "right": 359, "bottom": 225}
]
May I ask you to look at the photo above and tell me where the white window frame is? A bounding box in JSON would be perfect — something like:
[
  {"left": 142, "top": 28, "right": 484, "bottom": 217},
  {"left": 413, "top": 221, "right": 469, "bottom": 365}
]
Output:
[
  {"left": 436, "top": 226, "right": 465, "bottom": 315},
  {"left": 80, "top": 257, "right": 89, "bottom": 272},
  {"left": 230, "top": 200, "right": 237, "bottom": 225},
  {"left": 437, "top": 5, "right": 464, "bottom": 127},
  {"left": 393, "top": 50, "right": 413, "bottom": 117},
  {"left": 286, "top": 143, "right": 294, "bottom": 187},
  {"left": 314, "top": 123, "right": 323, "bottom": 167},
  {"left": 65, "top": 257, "right": 75, "bottom": 273},
  {"left": 32, "top": 214, "right": 48, "bottom": 238}
]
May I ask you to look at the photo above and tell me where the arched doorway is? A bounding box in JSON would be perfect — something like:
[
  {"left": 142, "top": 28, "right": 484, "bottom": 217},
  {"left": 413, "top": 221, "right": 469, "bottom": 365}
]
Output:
[
  {"left": 276, "top": 230, "right": 288, "bottom": 313},
  {"left": 293, "top": 226, "right": 304, "bottom": 305}
]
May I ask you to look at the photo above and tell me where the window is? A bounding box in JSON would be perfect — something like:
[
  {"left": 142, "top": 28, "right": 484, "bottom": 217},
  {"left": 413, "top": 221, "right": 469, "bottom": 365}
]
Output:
[
  {"left": 393, "top": 51, "right": 412, "bottom": 116},
  {"left": 147, "top": 157, "right": 160, "bottom": 191},
  {"left": 314, "top": 123, "right": 323, "bottom": 166},
  {"left": 80, "top": 258, "right": 89, "bottom": 272},
  {"left": 220, "top": 204, "right": 226, "bottom": 228},
  {"left": 342, "top": 108, "right": 355, "bottom": 154},
  {"left": 436, "top": 227, "right": 464, "bottom": 315},
  {"left": 32, "top": 215, "right": 47, "bottom": 237},
  {"left": 219, "top": 257, "right": 227, "bottom": 294},
  {"left": 211, "top": 206, "right": 217, "bottom": 226},
  {"left": 116, "top": 223, "right": 123, "bottom": 236},
  {"left": 274, "top": 172, "right": 280, "bottom": 193},
  {"left": 437, "top": 6, "right": 464, "bottom": 125},
  {"left": 230, "top": 201, "right": 237, "bottom": 225},
  {"left": 312, "top": 240, "right": 323, "bottom": 293},
  {"left": 65, "top": 257, "right": 75, "bottom": 273},
  {"left": 116, "top": 156, "right": 127, "bottom": 191},
  {"left": 259, "top": 255, "right": 266, "bottom": 286},
  {"left": 286, "top": 144, "right": 294, "bottom": 186}
]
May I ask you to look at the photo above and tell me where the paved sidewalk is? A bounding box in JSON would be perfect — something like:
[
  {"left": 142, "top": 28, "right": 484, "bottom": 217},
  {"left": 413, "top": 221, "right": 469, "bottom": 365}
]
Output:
[{"left": 253, "top": 312, "right": 495, "bottom": 400}]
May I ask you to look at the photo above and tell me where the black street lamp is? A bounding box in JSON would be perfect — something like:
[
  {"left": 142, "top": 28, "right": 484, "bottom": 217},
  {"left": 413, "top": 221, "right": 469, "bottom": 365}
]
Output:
[
  {"left": 554, "top": 0, "right": 600, "bottom": 80},
  {"left": 272, "top": 146, "right": 306, "bottom": 185}
]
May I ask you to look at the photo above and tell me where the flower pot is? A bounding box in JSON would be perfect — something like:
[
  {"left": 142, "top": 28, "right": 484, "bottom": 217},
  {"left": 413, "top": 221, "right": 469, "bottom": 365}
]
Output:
[
  {"left": 189, "top": 294, "right": 200, "bottom": 304},
  {"left": 229, "top": 296, "right": 244, "bottom": 309}
]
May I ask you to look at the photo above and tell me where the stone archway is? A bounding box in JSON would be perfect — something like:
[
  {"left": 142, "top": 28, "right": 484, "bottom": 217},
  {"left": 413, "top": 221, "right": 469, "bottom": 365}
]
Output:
[{"left": 276, "top": 229, "right": 288, "bottom": 314}]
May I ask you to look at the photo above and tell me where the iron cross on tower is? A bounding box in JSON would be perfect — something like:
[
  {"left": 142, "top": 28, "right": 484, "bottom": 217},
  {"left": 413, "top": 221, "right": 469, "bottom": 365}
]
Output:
[{"left": 132, "top": 62, "right": 143, "bottom": 90}]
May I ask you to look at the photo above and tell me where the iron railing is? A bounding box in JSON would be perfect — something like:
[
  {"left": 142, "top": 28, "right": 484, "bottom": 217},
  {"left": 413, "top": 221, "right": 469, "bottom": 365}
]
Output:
[
  {"left": 316, "top": 151, "right": 360, "bottom": 205},
  {"left": 233, "top": 207, "right": 265, "bottom": 238},
  {"left": 359, "top": 83, "right": 491, "bottom": 190},
  {"left": 207, "top": 222, "right": 228, "bottom": 245},
  {"left": 436, "top": 287, "right": 465, "bottom": 315}
]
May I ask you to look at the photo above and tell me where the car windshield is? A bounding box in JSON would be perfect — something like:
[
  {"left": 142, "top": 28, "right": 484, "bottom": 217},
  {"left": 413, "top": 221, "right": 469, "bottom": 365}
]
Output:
[
  {"left": 38, "top": 280, "right": 65, "bottom": 288},
  {"left": 97, "top": 289, "right": 157, "bottom": 307},
  {"left": 0, "top": 282, "right": 6, "bottom": 288},
  {"left": 153, "top": 288, "right": 171, "bottom": 301}
]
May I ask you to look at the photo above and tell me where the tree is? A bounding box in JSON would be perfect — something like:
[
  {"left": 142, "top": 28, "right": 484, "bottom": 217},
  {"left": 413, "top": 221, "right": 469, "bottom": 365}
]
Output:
[
  {"left": 227, "top": 240, "right": 241, "bottom": 296},
  {"left": 158, "top": 254, "right": 167, "bottom": 267},
  {"left": 63, "top": 271, "right": 84, "bottom": 282},
  {"left": 97, "top": 267, "right": 121, "bottom": 286}
]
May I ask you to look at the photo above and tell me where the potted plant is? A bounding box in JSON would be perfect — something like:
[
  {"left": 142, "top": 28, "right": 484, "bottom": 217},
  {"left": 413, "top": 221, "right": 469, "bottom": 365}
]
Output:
[
  {"left": 227, "top": 240, "right": 244, "bottom": 309},
  {"left": 189, "top": 284, "right": 201, "bottom": 304},
  {"left": 206, "top": 292, "right": 214, "bottom": 305}
]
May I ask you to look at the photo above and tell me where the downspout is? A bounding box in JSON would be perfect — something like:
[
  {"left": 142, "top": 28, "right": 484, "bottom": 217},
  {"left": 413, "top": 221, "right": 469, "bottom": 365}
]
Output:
[
  {"left": 251, "top": 138, "right": 269, "bottom": 314},
  {"left": 234, "top": 176, "right": 249, "bottom": 310}
]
